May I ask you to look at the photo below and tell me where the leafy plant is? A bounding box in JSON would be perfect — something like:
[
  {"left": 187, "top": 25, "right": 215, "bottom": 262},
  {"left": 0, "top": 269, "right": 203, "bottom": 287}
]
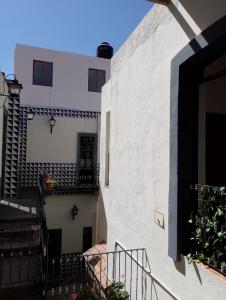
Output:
[
  {"left": 77, "top": 287, "right": 101, "bottom": 300},
  {"left": 187, "top": 185, "right": 226, "bottom": 272},
  {"left": 45, "top": 176, "right": 57, "bottom": 184},
  {"left": 108, "top": 281, "right": 129, "bottom": 300}
]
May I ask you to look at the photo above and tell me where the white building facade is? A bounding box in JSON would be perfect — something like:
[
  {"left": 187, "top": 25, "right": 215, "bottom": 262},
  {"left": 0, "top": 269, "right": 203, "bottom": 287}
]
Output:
[
  {"left": 14, "top": 44, "right": 111, "bottom": 254},
  {"left": 99, "top": 1, "right": 226, "bottom": 299}
]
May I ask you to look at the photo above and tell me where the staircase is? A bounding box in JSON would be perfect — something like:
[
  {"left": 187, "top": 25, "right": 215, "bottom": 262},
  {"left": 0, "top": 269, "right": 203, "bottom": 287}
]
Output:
[{"left": 0, "top": 187, "right": 47, "bottom": 300}]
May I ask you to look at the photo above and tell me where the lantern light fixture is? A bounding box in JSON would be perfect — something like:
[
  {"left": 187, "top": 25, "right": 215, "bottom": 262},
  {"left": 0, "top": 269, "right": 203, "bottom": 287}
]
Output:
[
  {"left": 49, "top": 116, "right": 56, "bottom": 134},
  {"left": 27, "top": 110, "right": 34, "bottom": 120},
  {"left": 6, "top": 75, "right": 23, "bottom": 96}
]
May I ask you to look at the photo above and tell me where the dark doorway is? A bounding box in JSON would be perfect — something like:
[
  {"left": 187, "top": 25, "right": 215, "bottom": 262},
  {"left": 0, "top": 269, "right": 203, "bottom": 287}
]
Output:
[
  {"left": 48, "top": 229, "right": 62, "bottom": 259},
  {"left": 206, "top": 113, "right": 226, "bottom": 185},
  {"left": 82, "top": 227, "right": 92, "bottom": 252}
]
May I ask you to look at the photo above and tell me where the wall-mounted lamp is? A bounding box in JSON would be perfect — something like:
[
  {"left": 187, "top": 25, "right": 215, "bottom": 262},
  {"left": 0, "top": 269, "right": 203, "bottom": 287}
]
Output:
[
  {"left": 27, "top": 110, "right": 34, "bottom": 120},
  {"left": 49, "top": 116, "right": 56, "bottom": 134},
  {"left": 6, "top": 75, "right": 23, "bottom": 96},
  {"left": 72, "top": 204, "right": 79, "bottom": 220}
]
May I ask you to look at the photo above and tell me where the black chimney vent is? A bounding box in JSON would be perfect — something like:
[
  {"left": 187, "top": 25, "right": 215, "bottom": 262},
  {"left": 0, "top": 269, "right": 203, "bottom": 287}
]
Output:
[{"left": 97, "top": 42, "right": 113, "bottom": 59}]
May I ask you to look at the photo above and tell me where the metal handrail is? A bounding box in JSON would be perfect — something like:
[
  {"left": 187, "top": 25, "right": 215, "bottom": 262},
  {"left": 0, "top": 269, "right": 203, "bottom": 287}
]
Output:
[
  {"left": 115, "top": 241, "right": 180, "bottom": 300},
  {"left": 38, "top": 179, "right": 48, "bottom": 299}
]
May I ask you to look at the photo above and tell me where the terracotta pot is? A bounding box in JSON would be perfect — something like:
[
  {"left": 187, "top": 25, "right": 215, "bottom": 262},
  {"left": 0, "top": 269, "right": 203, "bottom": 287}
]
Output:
[
  {"left": 46, "top": 182, "right": 55, "bottom": 189},
  {"left": 44, "top": 175, "right": 51, "bottom": 183}
]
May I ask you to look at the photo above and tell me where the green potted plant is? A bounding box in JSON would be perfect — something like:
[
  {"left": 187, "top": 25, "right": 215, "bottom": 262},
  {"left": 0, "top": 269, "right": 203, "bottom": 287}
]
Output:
[
  {"left": 187, "top": 185, "right": 226, "bottom": 274},
  {"left": 220, "top": 262, "right": 226, "bottom": 273},
  {"left": 45, "top": 175, "right": 57, "bottom": 189},
  {"left": 77, "top": 287, "right": 101, "bottom": 300},
  {"left": 108, "top": 281, "right": 129, "bottom": 300}
]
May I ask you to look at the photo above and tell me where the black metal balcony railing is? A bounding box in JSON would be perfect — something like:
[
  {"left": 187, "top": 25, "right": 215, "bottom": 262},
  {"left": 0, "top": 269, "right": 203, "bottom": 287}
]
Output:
[
  {"left": 189, "top": 184, "right": 226, "bottom": 276},
  {"left": 20, "top": 163, "right": 99, "bottom": 193}
]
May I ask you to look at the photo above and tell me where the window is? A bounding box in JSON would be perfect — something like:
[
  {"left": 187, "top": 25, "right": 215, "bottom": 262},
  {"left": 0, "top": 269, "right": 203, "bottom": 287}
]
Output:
[
  {"left": 78, "top": 133, "right": 97, "bottom": 168},
  {"left": 168, "top": 17, "right": 226, "bottom": 263},
  {"left": 78, "top": 133, "right": 97, "bottom": 186},
  {"left": 88, "top": 68, "right": 106, "bottom": 92},
  {"left": 105, "top": 112, "right": 110, "bottom": 187},
  {"left": 33, "top": 60, "right": 53, "bottom": 86}
]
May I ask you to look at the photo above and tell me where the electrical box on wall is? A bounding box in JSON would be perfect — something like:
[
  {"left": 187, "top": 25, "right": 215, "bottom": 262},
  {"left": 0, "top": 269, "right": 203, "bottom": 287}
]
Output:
[{"left": 154, "top": 210, "right": 164, "bottom": 229}]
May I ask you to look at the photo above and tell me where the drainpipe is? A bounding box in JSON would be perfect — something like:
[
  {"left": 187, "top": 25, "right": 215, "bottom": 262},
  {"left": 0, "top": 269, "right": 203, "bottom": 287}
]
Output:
[{"left": 95, "top": 194, "right": 100, "bottom": 244}]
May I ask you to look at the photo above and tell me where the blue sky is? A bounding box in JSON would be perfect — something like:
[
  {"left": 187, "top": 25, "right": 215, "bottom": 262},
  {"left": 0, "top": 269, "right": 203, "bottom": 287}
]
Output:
[{"left": 0, "top": 0, "right": 152, "bottom": 75}]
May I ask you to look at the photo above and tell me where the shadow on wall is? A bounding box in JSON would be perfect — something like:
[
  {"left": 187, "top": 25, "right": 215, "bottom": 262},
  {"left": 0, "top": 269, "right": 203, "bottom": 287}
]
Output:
[
  {"left": 168, "top": 1, "right": 197, "bottom": 40},
  {"left": 173, "top": 256, "right": 202, "bottom": 285},
  {"left": 176, "top": 0, "right": 226, "bottom": 32},
  {"left": 168, "top": 0, "right": 226, "bottom": 42},
  {"left": 97, "top": 187, "right": 108, "bottom": 243},
  {"left": 173, "top": 255, "right": 186, "bottom": 276}
]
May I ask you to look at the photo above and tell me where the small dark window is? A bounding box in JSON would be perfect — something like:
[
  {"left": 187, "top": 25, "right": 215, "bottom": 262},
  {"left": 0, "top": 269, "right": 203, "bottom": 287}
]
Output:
[
  {"left": 88, "top": 68, "right": 105, "bottom": 92},
  {"left": 33, "top": 60, "right": 53, "bottom": 86}
]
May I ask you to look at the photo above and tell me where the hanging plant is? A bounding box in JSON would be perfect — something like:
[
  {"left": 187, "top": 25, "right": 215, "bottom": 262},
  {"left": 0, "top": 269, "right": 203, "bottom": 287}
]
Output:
[{"left": 187, "top": 185, "right": 226, "bottom": 274}]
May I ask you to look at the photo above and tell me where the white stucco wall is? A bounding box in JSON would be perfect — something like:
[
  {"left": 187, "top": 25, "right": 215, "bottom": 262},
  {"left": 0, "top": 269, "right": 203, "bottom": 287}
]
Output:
[
  {"left": 14, "top": 44, "right": 110, "bottom": 111},
  {"left": 45, "top": 194, "right": 97, "bottom": 253},
  {"left": 26, "top": 115, "right": 99, "bottom": 163},
  {"left": 100, "top": 1, "right": 226, "bottom": 300}
]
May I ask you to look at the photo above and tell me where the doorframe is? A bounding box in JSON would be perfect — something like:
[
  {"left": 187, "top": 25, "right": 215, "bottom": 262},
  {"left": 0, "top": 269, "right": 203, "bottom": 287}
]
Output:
[{"left": 168, "top": 16, "right": 226, "bottom": 261}]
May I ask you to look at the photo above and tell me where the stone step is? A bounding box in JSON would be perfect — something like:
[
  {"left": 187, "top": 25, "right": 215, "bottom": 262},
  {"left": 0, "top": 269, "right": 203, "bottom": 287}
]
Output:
[{"left": 0, "top": 200, "right": 37, "bottom": 215}]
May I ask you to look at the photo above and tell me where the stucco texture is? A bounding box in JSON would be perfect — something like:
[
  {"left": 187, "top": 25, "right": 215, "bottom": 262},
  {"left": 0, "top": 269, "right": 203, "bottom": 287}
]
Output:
[
  {"left": 99, "top": 1, "right": 226, "bottom": 299},
  {"left": 26, "top": 115, "right": 98, "bottom": 163},
  {"left": 45, "top": 194, "right": 97, "bottom": 253},
  {"left": 15, "top": 44, "right": 110, "bottom": 111}
]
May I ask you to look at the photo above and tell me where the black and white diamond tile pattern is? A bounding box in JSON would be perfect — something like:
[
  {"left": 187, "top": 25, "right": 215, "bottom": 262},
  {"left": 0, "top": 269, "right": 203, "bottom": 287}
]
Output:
[
  {"left": 2, "top": 101, "right": 101, "bottom": 197},
  {"left": 20, "top": 162, "right": 99, "bottom": 188},
  {"left": 17, "top": 105, "right": 100, "bottom": 191},
  {"left": 20, "top": 106, "right": 100, "bottom": 119},
  {"left": 20, "top": 163, "right": 80, "bottom": 186},
  {"left": 3, "top": 96, "right": 20, "bottom": 198},
  {"left": 2, "top": 104, "right": 100, "bottom": 197}
]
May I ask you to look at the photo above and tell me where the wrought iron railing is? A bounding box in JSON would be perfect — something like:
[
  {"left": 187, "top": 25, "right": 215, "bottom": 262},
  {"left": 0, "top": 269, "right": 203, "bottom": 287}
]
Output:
[
  {"left": 39, "top": 184, "right": 48, "bottom": 298},
  {"left": 115, "top": 242, "right": 178, "bottom": 300},
  {"left": 45, "top": 249, "right": 145, "bottom": 299},
  {"left": 20, "top": 164, "right": 99, "bottom": 193},
  {"left": 44, "top": 245, "right": 179, "bottom": 300}
]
